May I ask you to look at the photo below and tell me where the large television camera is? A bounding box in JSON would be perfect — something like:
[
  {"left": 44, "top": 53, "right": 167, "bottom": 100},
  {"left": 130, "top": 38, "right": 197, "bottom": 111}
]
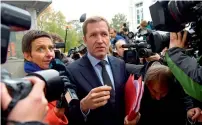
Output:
[
  {"left": 121, "top": 25, "right": 157, "bottom": 64},
  {"left": 122, "top": 40, "right": 155, "bottom": 64},
  {"left": 149, "top": 1, "right": 202, "bottom": 57},
  {"left": 1, "top": 3, "right": 78, "bottom": 120}
]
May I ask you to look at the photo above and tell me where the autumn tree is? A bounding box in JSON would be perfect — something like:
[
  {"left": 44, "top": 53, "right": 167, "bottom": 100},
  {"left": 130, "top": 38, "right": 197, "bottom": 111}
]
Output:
[
  {"left": 37, "top": 5, "right": 82, "bottom": 51},
  {"left": 110, "top": 13, "right": 129, "bottom": 32}
]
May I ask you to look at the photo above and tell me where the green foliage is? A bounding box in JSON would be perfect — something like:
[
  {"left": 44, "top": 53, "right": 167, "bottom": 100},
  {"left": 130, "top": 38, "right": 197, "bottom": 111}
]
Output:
[
  {"left": 37, "top": 5, "right": 83, "bottom": 52},
  {"left": 110, "top": 13, "right": 129, "bottom": 32},
  {"left": 65, "top": 29, "right": 81, "bottom": 52}
]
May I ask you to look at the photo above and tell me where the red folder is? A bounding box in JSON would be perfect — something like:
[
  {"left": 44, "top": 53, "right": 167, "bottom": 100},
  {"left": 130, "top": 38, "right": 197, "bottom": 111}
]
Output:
[{"left": 125, "top": 74, "right": 144, "bottom": 121}]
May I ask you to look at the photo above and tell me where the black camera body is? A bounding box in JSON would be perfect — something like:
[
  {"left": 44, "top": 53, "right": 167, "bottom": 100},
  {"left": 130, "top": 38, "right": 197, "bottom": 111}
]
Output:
[
  {"left": 1, "top": 69, "right": 66, "bottom": 102},
  {"left": 1, "top": 70, "right": 32, "bottom": 100},
  {"left": 122, "top": 41, "right": 154, "bottom": 64},
  {"left": 68, "top": 44, "right": 87, "bottom": 60},
  {"left": 69, "top": 47, "right": 81, "bottom": 60}
]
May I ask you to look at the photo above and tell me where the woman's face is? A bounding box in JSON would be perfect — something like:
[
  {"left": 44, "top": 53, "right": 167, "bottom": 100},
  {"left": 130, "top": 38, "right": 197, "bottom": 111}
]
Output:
[{"left": 24, "top": 37, "right": 55, "bottom": 69}]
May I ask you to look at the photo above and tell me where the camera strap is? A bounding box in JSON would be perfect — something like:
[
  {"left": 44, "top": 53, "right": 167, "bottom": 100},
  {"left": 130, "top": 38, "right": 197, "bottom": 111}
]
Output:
[
  {"left": 3, "top": 96, "right": 22, "bottom": 118},
  {"left": 4, "top": 119, "right": 48, "bottom": 125}
]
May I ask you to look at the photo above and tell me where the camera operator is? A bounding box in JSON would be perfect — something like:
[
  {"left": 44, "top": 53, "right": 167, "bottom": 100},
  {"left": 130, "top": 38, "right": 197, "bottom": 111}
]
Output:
[
  {"left": 138, "top": 20, "right": 153, "bottom": 41},
  {"left": 110, "top": 28, "right": 125, "bottom": 46},
  {"left": 119, "top": 23, "right": 130, "bottom": 43},
  {"left": 165, "top": 31, "right": 202, "bottom": 125},
  {"left": 115, "top": 39, "right": 127, "bottom": 59},
  {"left": 50, "top": 33, "right": 74, "bottom": 66},
  {"left": 165, "top": 31, "right": 202, "bottom": 103},
  {"left": 69, "top": 47, "right": 82, "bottom": 60},
  {"left": 1, "top": 77, "right": 48, "bottom": 125}
]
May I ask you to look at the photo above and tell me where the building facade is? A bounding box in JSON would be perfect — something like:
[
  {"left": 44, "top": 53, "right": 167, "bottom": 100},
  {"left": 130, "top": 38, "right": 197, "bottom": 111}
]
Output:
[
  {"left": 1, "top": 0, "right": 52, "bottom": 78},
  {"left": 128, "top": 0, "right": 156, "bottom": 32}
]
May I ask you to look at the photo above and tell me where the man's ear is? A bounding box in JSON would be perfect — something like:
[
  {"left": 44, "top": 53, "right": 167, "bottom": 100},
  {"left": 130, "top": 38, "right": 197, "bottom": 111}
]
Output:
[
  {"left": 23, "top": 52, "right": 32, "bottom": 62},
  {"left": 83, "top": 36, "right": 87, "bottom": 44}
]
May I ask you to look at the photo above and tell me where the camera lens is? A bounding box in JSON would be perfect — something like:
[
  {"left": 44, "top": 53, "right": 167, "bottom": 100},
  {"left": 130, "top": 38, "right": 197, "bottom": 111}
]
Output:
[{"left": 138, "top": 48, "right": 153, "bottom": 58}]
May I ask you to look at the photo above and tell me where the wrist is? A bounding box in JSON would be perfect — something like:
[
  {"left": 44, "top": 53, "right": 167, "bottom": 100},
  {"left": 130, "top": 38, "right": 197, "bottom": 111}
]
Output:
[
  {"left": 187, "top": 115, "right": 196, "bottom": 124},
  {"left": 157, "top": 55, "right": 161, "bottom": 60},
  {"left": 80, "top": 99, "right": 89, "bottom": 113}
]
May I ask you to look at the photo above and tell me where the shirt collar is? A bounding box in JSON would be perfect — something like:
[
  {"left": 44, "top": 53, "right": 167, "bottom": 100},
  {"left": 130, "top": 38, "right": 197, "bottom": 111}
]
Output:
[{"left": 87, "top": 52, "right": 109, "bottom": 67}]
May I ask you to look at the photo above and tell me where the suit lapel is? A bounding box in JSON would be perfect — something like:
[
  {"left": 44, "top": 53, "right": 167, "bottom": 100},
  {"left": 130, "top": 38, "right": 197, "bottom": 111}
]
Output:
[
  {"left": 79, "top": 55, "right": 103, "bottom": 88},
  {"left": 108, "top": 56, "right": 120, "bottom": 91}
]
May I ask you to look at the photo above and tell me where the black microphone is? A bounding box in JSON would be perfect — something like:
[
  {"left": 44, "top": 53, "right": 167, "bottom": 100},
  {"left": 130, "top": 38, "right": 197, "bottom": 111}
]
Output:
[
  {"left": 122, "top": 44, "right": 137, "bottom": 48},
  {"left": 55, "top": 42, "right": 65, "bottom": 49},
  {"left": 122, "top": 42, "right": 149, "bottom": 48}
]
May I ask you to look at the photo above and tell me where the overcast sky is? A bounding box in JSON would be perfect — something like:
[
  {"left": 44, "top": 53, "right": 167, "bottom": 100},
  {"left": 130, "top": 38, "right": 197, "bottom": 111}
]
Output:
[{"left": 52, "top": 0, "right": 130, "bottom": 23}]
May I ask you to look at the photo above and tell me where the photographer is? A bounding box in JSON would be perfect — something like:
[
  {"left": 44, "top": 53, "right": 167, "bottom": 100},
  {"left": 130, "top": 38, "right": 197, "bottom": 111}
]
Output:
[
  {"left": 119, "top": 23, "right": 130, "bottom": 43},
  {"left": 1, "top": 77, "right": 48, "bottom": 125},
  {"left": 110, "top": 28, "right": 125, "bottom": 45},
  {"left": 166, "top": 31, "right": 202, "bottom": 123},
  {"left": 115, "top": 39, "right": 127, "bottom": 59},
  {"left": 165, "top": 31, "right": 202, "bottom": 103},
  {"left": 50, "top": 33, "right": 74, "bottom": 66}
]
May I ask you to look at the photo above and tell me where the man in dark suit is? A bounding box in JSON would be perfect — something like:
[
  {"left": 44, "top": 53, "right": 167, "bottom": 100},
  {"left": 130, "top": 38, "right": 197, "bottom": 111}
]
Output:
[{"left": 66, "top": 16, "right": 138, "bottom": 125}]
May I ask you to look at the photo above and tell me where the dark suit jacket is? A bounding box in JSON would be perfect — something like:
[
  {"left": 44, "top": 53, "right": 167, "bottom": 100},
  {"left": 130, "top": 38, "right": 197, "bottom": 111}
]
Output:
[{"left": 66, "top": 55, "right": 128, "bottom": 125}]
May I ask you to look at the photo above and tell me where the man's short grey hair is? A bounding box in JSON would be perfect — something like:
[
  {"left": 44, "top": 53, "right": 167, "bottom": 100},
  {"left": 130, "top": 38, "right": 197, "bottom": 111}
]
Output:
[
  {"left": 144, "top": 63, "right": 174, "bottom": 85},
  {"left": 115, "top": 39, "right": 126, "bottom": 49}
]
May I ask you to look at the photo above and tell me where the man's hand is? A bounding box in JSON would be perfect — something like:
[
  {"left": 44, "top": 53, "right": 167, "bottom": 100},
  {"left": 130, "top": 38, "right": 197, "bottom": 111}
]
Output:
[
  {"left": 80, "top": 86, "right": 111, "bottom": 112},
  {"left": 160, "top": 47, "right": 168, "bottom": 56},
  {"left": 124, "top": 113, "right": 141, "bottom": 125},
  {"left": 1, "top": 77, "right": 48, "bottom": 122},
  {"left": 169, "top": 31, "right": 188, "bottom": 49},
  {"left": 145, "top": 53, "right": 160, "bottom": 62},
  {"left": 187, "top": 107, "right": 201, "bottom": 121},
  {"left": 197, "top": 112, "right": 202, "bottom": 122}
]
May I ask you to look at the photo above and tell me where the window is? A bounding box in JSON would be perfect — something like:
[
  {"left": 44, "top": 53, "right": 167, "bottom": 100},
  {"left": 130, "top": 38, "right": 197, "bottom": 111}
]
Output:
[
  {"left": 7, "top": 31, "right": 25, "bottom": 59},
  {"left": 135, "top": 2, "right": 143, "bottom": 25}
]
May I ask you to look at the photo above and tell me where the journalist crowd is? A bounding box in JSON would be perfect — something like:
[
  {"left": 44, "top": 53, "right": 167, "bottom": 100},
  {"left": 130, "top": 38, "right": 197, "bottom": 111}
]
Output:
[{"left": 1, "top": 1, "right": 202, "bottom": 125}]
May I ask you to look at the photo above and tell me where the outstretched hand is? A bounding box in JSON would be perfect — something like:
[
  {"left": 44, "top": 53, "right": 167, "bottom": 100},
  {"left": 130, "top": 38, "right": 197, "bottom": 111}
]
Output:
[{"left": 169, "top": 31, "right": 188, "bottom": 49}]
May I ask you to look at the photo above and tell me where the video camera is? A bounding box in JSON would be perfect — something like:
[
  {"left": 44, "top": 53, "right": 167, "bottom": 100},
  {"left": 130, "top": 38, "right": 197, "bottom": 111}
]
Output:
[
  {"left": 1, "top": 3, "right": 78, "bottom": 120},
  {"left": 68, "top": 44, "right": 87, "bottom": 60},
  {"left": 54, "top": 42, "right": 66, "bottom": 60},
  {"left": 122, "top": 22, "right": 170, "bottom": 64},
  {"left": 122, "top": 40, "right": 154, "bottom": 64},
  {"left": 149, "top": 0, "right": 202, "bottom": 57}
]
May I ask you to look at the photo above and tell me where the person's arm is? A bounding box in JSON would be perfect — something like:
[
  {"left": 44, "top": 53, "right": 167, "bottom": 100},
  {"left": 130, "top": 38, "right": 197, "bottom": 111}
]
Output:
[
  {"left": 124, "top": 113, "right": 141, "bottom": 125},
  {"left": 165, "top": 32, "right": 202, "bottom": 102},
  {"left": 165, "top": 48, "right": 202, "bottom": 102},
  {"left": 66, "top": 69, "right": 85, "bottom": 125},
  {"left": 44, "top": 101, "right": 68, "bottom": 125},
  {"left": 65, "top": 68, "right": 111, "bottom": 124},
  {"left": 80, "top": 105, "right": 90, "bottom": 122},
  {"left": 1, "top": 77, "right": 48, "bottom": 125},
  {"left": 166, "top": 47, "right": 202, "bottom": 85},
  {"left": 186, "top": 99, "right": 202, "bottom": 124}
]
